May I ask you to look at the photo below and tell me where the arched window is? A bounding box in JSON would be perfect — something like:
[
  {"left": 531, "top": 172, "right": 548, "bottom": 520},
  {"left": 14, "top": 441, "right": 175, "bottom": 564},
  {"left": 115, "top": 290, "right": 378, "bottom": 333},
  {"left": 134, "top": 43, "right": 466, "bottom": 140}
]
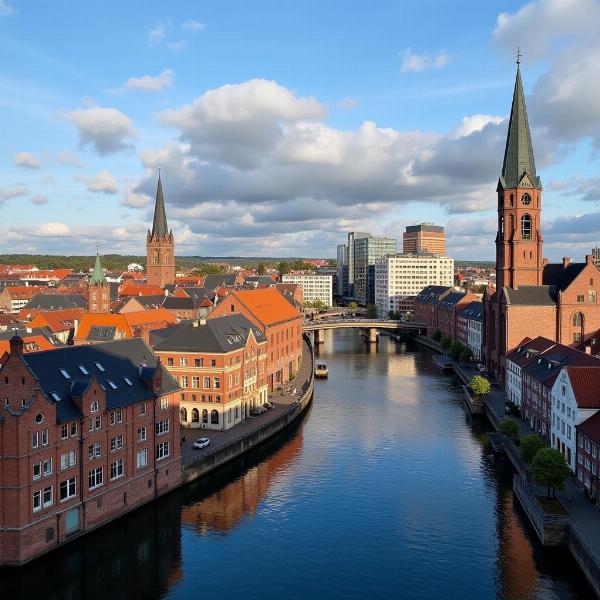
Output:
[
  {"left": 202, "top": 409, "right": 208, "bottom": 423},
  {"left": 499, "top": 215, "right": 504, "bottom": 238},
  {"left": 211, "top": 410, "right": 219, "bottom": 424},
  {"left": 521, "top": 193, "right": 532, "bottom": 206},
  {"left": 573, "top": 312, "right": 583, "bottom": 327},
  {"left": 572, "top": 311, "right": 584, "bottom": 343},
  {"left": 180, "top": 407, "right": 187, "bottom": 422},
  {"left": 153, "top": 250, "right": 160, "bottom": 265},
  {"left": 191, "top": 408, "right": 199, "bottom": 423},
  {"left": 91, "top": 400, "right": 99, "bottom": 413},
  {"left": 521, "top": 214, "right": 531, "bottom": 240}
]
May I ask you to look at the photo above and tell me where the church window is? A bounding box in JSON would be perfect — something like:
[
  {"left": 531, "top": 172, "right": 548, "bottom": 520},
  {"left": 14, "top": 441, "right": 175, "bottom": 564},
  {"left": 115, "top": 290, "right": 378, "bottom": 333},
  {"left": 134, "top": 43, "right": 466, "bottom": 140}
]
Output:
[
  {"left": 589, "top": 291, "right": 597, "bottom": 303},
  {"left": 521, "top": 193, "right": 531, "bottom": 206},
  {"left": 153, "top": 250, "right": 160, "bottom": 265},
  {"left": 521, "top": 214, "right": 531, "bottom": 240},
  {"left": 510, "top": 194, "right": 514, "bottom": 207},
  {"left": 573, "top": 312, "right": 584, "bottom": 327}
]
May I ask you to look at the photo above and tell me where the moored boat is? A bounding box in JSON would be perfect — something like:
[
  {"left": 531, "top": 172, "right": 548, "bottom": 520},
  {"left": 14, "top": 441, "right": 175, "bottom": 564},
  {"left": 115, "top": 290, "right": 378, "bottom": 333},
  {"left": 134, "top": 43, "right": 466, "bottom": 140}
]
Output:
[{"left": 315, "top": 362, "right": 329, "bottom": 378}]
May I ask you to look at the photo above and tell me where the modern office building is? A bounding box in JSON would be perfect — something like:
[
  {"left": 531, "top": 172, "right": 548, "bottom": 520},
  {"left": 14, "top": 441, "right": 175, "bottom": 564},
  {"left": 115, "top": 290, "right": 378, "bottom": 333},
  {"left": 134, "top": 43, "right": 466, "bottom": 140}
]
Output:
[
  {"left": 353, "top": 236, "right": 397, "bottom": 305},
  {"left": 346, "top": 232, "right": 370, "bottom": 298},
  {"left": 374, "top": 253, "right": 454, "bottom": 316},
  {"left": 403, "top": 224, "right": 446, "bottom": 255},
  {"left": 336, "top": 244, "right": 347, "bottom": 297},
  {"left": 282, "top": 274, "right": 333, "bottom": 307}
]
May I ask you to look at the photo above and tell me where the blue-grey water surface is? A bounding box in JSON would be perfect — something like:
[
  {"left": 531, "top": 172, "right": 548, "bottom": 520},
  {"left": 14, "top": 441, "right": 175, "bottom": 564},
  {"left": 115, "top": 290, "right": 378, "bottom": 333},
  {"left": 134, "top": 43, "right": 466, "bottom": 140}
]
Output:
[{"left": 0, "top": 330, "right": 593, "bottom": 599}]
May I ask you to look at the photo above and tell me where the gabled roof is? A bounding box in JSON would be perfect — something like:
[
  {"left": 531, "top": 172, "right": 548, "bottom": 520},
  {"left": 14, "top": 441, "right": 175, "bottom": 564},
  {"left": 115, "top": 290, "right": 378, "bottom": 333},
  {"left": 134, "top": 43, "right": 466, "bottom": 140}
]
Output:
[
  {"left": 542, "top": 262, "right": 588, "bottom": 291},
  {"left": 500, "top": 66, "right": 540, "bottom": 189},
  {"left": 506, "top": 336, "right": 555, "bottom": 366},
  {"left": 24, "top": 294, "right": 87, "bottom": 310},
  {"left": 576, "top": 411, "right": 600, "bottom": 443},
  {"left": 118, "top": 283, "right": 164, "bottom": 297},
  {"left": 20, "top": 338, "right": 178, "bottom": 422},
  {"left": 564, "top": 366, "right": 600, "bottom": 409},
  {"left": 27, "top": 308, "right": 85, "bottom": 333},
  {"left": 503, "top": 286, "right": 556, "bottom": 306},
  {"left": 219, "top": 288, "right": 301, "bottom": 326},
  {"left": 458, "top": 301, "right": 483, "bottom": 321},
  {"left": 438, "top": 291, "right": 468, "bottom": 311},
  {"left": 154, "top": 313, "right": 265, "bottom": 354},
  {"left": 523, "top": 344, "right": 598, "bottom": 386},
  {"left": 415, "top": 285, "right": 454, "bottom": 305},
  {"left": 203, "top": 274, "right": 237, "bottom": 291}
]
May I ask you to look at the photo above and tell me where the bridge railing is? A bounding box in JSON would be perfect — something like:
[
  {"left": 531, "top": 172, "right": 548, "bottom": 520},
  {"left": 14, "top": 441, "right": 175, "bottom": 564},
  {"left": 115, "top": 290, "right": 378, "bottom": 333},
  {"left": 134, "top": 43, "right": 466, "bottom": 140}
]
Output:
[{"left": 303, "top": 318, "right": 424, "bottom": 327}]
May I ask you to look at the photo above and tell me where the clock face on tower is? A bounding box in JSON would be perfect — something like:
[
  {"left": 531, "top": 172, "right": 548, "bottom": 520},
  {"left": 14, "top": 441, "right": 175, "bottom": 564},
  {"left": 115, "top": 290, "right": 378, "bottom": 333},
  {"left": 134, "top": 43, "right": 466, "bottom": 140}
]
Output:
[{"left": 521, "top": 193, "right": 531, "bottom": 206}]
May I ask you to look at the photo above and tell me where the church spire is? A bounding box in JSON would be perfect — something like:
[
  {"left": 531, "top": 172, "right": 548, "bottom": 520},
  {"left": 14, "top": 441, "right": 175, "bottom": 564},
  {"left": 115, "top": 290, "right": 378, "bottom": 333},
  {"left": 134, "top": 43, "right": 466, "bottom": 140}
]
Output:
[
  {"left": 150, "top": 171, "right": 169, "bottom": 238},
  {"left": 500, "top": 63, "right": 540, "bottom": 189},
  {"left": 91, "top": 248, "right": 106, "bottom": 285}
]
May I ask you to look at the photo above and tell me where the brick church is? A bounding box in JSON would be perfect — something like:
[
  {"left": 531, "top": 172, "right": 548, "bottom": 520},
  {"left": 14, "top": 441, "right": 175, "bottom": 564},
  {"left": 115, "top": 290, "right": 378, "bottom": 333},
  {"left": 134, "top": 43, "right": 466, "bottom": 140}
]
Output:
[
  {"left": 146, "top": 173, "right": 176, "bottom": 287},
  {"left": 483, "top": 63, "right": 600, "bottom": 385}
]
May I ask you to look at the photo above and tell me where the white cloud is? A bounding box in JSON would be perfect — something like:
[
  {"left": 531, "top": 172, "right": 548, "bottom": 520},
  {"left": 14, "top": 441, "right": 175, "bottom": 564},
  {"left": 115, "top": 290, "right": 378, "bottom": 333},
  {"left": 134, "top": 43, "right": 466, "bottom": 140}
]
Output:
[
  {"left": 37, "top": 222, "right": 71, "bottom": 237},
  {"left": 400, "top": 48, "right": 450, "bottom": 73},
  {"left": 337, "top": 97, "right": 357, "bottom": 111},
  {"left": 65, "top": 107, "right": 136, "bottom": 155},
  {"left": 451, "top": 114, "right": 505, "bottom": 139},
  {"left": 14, "top": 152, "right": 41, "bottom": 169},
  {"left": 57, "top": 150, "right": 85, "bottom": 167},
  {"left": 124, "top": 69, "right": 174, "bottom": 92},
  {"left": 0, "top": 1, "right": 13, "bottom": 17},
  {"left": 182, "top": 20, "right": 205, "bottom": 32},
  {"left": 122, "top": 186, "right": 151, "bottom": 208},
  {"left": 79, "top": 170, "right": 119, "bottom": 194},
  {"left": 167, "top": 39, "right": 187, "bottom": 51},
  {"left": 0, "top": 185, "right": 29, "bottom": 202},
  {"left": 31, "top": 194, "right": 48, "bottom": 205},
  {"left": 148, "top": 20, "right": 167, "bottom": 42}
]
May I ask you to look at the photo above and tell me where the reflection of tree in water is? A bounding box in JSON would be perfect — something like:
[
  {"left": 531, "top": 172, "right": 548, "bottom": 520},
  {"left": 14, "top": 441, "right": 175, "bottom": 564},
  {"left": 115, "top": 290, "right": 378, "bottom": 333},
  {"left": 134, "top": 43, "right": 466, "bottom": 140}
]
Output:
[{"left": 182, "top": 427, "right": 304, "bottom": 534}]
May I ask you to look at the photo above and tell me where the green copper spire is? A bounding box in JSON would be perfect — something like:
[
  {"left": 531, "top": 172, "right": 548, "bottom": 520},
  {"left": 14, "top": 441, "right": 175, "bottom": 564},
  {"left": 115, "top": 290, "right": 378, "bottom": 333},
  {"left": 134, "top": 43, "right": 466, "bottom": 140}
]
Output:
[
  {"left": 150, "top": 171, "right": 169, "bottom": 238},
  {"left": 500, "top": 64, "right": 541, "bottom": 189},
  {"left": 91, "top": 250, "right": 106, "bottom": 285}
]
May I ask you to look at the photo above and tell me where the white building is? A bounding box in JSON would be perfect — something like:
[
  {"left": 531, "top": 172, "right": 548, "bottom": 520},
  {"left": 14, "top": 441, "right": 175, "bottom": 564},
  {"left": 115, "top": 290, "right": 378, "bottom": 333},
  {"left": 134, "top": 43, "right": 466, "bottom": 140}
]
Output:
[
  {"left": 374, "top": 253, "right": 453, "bottom": 317},
  {"left": 550, "top": 366, "right": 600, "bottom": 472},
  {"left": 282, "top": 274, "right": 333, "bottom": 307}
]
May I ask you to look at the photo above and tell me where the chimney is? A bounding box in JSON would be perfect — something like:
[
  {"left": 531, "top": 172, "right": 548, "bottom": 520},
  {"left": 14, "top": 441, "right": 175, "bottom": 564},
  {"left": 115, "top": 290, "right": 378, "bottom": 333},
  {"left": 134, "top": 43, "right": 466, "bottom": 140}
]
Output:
[
  {"left": 562, "top": 257, "right": 571, "bottom": 269},
  {"left": 9, "top": 334, "right": 24, "bottom": 355}
]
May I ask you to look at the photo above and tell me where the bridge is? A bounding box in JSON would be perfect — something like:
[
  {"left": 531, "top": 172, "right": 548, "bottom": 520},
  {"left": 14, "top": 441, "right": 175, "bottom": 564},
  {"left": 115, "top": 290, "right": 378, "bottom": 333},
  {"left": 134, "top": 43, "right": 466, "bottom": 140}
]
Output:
[{"left": 302, "top": 318, "right": 425, "bottom": 343}]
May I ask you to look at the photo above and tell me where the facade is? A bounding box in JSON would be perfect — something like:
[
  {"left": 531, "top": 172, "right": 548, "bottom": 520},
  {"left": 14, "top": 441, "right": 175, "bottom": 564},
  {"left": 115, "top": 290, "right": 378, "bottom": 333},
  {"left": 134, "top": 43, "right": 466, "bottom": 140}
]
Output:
[
  {"left": 437, "top": 291, "right": 477, "bottom": 341},
  {"left": 374, "top": 253, "right": 454, "bottom": 317},
  {"left": 0, "top": 286, "right": 41, "bottom": 314},
  {"left": 353, "top": 235, "right": 397, "bottom": 305},
  {"left": 0, "top": 336, "right": 181, "bottom": 566},
  {"left": 154, "top": 315, "right": 268, "bottom": 430},
  {"left": 413, "top": 285, "right": 454, "bottom": 334},
  {"left": 346, "top": 231, "right": 370, "bottom": 298},
  {"left": 87, "top": 253, "right": 110, "bottom": 314},
  {"left": 483, "top": 64, "right": 600, "bottom": 385},
  {"left": 208, "top": 288, "right": 303, "bottom": 390},
  {"left": 457, "top": 301, "right": 483, "bottom": 360},
  {"left": 576, "top": 412, "right": 600, "bottom": 502},
  {"left": 550, "top": 366, "right": 600, "bottom": 472},
  {"left": 336, "top": 244, "right": 347, "bottom": 296},
  {"left": 403, "top": 223, "right": 446, "bottom": 255},
  {"left": 282, "top": 274, "right": 333, "bottom": 307},
  {"left": 146, "top": 174, "right": 175, "bottom": 288}
]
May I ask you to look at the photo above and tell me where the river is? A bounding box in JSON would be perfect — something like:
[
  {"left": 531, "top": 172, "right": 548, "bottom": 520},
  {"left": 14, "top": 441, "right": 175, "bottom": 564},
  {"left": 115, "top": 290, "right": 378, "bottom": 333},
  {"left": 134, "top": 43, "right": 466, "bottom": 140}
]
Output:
[{"left": 0, "top": 330, "right": 594, "bottom": 599}]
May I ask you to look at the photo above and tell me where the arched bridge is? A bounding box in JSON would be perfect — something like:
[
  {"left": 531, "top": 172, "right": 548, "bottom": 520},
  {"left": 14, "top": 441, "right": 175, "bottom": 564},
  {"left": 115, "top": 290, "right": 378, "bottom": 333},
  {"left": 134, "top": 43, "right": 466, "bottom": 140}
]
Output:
[{"left": 303, "top": 318, "right": 425, "bottom": 343}]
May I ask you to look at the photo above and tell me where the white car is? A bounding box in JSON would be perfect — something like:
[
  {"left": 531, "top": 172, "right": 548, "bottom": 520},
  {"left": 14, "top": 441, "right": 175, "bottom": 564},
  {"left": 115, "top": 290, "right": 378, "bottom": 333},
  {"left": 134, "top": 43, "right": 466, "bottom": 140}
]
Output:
[{"left": 193, "top": 437, "right": 210, "bottom": 449}]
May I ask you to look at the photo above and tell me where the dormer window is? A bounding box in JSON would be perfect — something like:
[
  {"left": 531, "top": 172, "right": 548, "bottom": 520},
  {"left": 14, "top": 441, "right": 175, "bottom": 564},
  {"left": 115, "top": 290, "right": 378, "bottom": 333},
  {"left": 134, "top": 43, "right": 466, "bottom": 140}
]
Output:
[
  {"left": 51, "top": 392, "right": 61, "bottom": 402},
  {"left": 95, "top": 362, "right": 105, "bottom": 372},
  {"left": 91, "top": 400, "right": 99, "bottom": 413},
  {"left": 79, "top": 365, "right": 89, "bottom": 375},
  {"left": 123, "top": 377, "right": 133, "bottom": 386},
  {"left": 106, "top": 380, "right": 118, "bottom": 390},
  {"left": 59, "top": 369, "right": 71, "bottom": 379}
]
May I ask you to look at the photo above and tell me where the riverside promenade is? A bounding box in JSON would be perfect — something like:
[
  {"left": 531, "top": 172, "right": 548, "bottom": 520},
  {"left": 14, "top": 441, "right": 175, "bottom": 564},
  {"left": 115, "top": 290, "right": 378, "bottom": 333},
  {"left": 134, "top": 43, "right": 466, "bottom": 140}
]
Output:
[{"left": 181, "top": 336, "right": 314, "bottom": 483}]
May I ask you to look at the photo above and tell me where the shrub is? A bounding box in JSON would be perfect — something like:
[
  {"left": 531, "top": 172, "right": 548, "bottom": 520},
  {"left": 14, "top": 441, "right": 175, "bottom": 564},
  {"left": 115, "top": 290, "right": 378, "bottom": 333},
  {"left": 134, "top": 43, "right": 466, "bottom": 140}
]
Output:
[
  {"left": 460, "top": 347, "right": 473, "bottom": 363},
  {"left": 520, "top": 434, "right": 544, "bottom": 464},
  {"left": 450, "top": 341, "right": 464, "bottom": 360},
  {"left": 469, "top": 375, "right": 491, "bottom": 399},
  {"left": 499, "top": 418, "right": 519, "bottom": 440}
]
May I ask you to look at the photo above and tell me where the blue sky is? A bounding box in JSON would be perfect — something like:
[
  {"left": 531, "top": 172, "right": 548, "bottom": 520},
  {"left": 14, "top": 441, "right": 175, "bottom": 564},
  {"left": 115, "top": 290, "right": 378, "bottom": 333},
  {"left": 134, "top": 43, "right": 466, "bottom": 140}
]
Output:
[{"left": 2, "top": 0, "right": 600, "bottom": 259}]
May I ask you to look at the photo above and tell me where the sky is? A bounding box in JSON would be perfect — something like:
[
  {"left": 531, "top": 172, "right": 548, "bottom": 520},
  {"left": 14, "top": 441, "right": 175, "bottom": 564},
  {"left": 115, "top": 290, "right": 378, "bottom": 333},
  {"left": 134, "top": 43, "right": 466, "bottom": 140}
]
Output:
[{"left": 2, "top": 0, "right": 600, "bottom": 260}]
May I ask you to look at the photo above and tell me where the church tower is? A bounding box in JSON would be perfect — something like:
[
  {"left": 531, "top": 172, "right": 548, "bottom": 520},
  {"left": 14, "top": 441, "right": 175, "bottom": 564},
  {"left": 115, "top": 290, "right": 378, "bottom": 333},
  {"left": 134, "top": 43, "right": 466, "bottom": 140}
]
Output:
[
  {"left": 146, "top": 173, "right": 175, "bottom": 287},
  {"left": 495, "top": 63, "right": 543, "bottom": 290},
  {"left": 88, "top": 251, "right": 110, "bottom": 313}
]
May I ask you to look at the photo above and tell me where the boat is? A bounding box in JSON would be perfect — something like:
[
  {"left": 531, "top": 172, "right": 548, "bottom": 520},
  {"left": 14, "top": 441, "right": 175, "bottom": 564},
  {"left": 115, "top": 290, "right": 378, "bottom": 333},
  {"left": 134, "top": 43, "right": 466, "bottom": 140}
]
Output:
[{"left": 315, "top": 362, "right": 329, "bottom": 378}]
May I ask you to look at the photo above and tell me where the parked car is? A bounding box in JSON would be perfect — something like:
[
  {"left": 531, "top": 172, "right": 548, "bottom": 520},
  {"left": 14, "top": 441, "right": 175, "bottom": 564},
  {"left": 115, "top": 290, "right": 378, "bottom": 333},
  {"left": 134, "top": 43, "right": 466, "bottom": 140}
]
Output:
[
  {"left": 251, "top": 406, "right": 267, "bottom": 416},
  {"left": 193, "top": 437, "right": 210, "bottom": 449},
  {"left": 264, "top": 401, "right": 274, "bottom": 409}
]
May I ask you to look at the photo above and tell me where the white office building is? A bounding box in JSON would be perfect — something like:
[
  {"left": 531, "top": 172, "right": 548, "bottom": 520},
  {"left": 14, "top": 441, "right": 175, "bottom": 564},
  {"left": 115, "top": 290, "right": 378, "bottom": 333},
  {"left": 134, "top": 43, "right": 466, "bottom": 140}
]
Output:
[
  {"left": 282, "top": 274, "right": 333, "bottom": 307},
  {"left": 374, "top": 253, "right": 454, "bottom": 317}
]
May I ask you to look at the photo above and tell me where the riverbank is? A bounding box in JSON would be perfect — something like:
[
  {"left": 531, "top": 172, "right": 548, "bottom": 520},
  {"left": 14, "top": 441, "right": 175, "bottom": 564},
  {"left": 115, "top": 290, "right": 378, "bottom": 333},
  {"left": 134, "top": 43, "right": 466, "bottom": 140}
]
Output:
[{"left": 414, "top": 335, "right": 600, "bottom": 597}]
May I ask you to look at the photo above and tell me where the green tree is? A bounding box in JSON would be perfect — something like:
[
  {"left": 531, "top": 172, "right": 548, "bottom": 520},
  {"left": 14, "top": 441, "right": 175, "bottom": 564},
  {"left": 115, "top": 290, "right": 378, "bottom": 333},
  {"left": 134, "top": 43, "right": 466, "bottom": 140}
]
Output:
[
  {"left": 432, "top": 330, "right": 442, "bottom": 342},
  {"left": 531, "top": 448, "right": 571, "bottom": 498},
  {"left": 469, "top": 375, "right": 491, "bottom": 400},
  {"left": 348, "top": 301, "right": 358, "bottom": 310},
  {"left": 459, "top": 347, "right": 473, "bottom": 363},
  {"left": 257, "top": 262, "right": 266, "bottom": 275},
  {"left": 367, "top": 304, "right": 377, "bottom": 318},
  {"left": 440, "top": 336, "right": 452, "bottom": 352},
  {"left": 520, "top": 434, "right": 544, "bottom": 464},
  {"left": 278, "top": 261, "right": 291, "bottom": 276},
  {"left": 450, "top": 341, "right": 463, "bottom": 360},
  {"left": 312, "top": 299, "right": 327, "bottom": 310},
  {"left": 498, "top": 418, "right": 519, "bottom": 440}
]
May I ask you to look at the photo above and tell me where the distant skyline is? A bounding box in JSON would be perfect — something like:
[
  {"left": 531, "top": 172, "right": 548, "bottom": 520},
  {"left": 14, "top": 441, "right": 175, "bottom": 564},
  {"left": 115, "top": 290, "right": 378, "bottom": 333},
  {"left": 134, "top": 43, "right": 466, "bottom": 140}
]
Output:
[{"left": 2, "top": 0, "right": 600, "bottom": 260}]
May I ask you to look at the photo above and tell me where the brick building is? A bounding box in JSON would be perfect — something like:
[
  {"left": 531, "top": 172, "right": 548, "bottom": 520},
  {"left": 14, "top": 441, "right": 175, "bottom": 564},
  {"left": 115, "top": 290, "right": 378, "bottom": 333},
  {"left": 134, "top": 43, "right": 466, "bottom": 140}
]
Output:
[
  {"left": 437, "top": 291, "right": 477, "bottom": 341},
  {"left": 209, "top": 288, "right": 303, "bottom": 390},
  {"left": 87, "top": 253, "right": 110, "bottom": 314},
  {"left": 413, "top": 285, "right": 454, "bottom": 334},
  {"left": 146, "top": 174, "right": 175, "bottom": 288},
  {"left": 576, "top": 412, "right": 600, "bottom": 502},
  {"left": 0, "top": 336, "right": 180, "bottom": 565},
  {"left": 153, "top": 314, "right": 268, "bottom": 430},
  {"left": 402, "top": 223, "right": 446, "bottom": 255},
  {"left": 483, "top": 64, "right": 600, "bottom": 385}
]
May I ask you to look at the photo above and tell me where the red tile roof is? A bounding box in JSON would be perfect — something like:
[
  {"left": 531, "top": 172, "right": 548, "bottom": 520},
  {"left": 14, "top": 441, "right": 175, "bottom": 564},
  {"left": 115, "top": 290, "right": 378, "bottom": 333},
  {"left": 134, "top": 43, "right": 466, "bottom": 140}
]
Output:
[{"left": 565, "top": 366, "right": 600, "bottom": 408}]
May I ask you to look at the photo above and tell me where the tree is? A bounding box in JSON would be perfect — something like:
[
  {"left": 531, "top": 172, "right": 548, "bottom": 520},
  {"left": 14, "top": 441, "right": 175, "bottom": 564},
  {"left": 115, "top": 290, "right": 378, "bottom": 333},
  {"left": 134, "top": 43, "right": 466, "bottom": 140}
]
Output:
[
  {"left": 450, "top": 341, "right": 463, "bottom": 360},
  {"left": 388, "top": 310, "right": 396, "bottom": 319},
  {"left": 498, "top": 418, "right": 519, "bottom": 440},
  {"left": 257, "top": 262, "right": 266, "bottom": 275},
  {"left": 367, "top": 304, "right": 377, "bottom": 318},
  {"left": 520, "top": 434, "right": 544, "bottom": 464},
  {"left": 460, "top": 347, "right": 473, "bottom": 364},
  {"left": 349, "top": 301, "right": 358, "bottom": 310},
  {"left": 440, "top": 336, "right": 452, "bottom": 352},
  {"left": 432, "top": 330, "right": 442, "bottom": 342},
  {"left": 469, "top": 375, "right": 491, "bottom": 400},
  {"left": 531, "top": 448, "right": 571, "bottom": 498}
]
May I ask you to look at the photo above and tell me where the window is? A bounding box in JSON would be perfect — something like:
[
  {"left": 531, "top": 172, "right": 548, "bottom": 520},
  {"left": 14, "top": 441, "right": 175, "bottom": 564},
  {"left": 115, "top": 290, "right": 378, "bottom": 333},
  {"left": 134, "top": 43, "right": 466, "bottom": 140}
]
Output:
[
  {"left": 59, "top": 368, "right": 71, "bottom": 379},
  {"left": 577, "top": 295, "right": 585, "bottom": 303},
  {"left": 156, "top": 441, "right": 170, "bottom": 460},
  {"left": 214, "top": 377, "right": 220, "bottom": 389},
  {"left": 43, "top": 458, "right": 52, "bottom": 476},
  {"left": 191, "top": 408, "right": 200, "bottom": 423},
  {"left": 589, "top": 290, "right": 597, "bottom": 303},
  {"left": 60, "top": 450, "right": 76, "bottom": 470},
  {"left": 521, "top": 214, "right": 531, "bottom": 240},
  {"left": 156, "top": 419, "right": 170, "bottom": 435},
  {"left": 43, "top": 486, "right": 53, "bottom": 508},
  {"left": 110, "top": 459, "right": 124, "bottom": 480},
  {"left": 60, "top": 477, "right": 76, "bottom": 501},
  {"left": 161, "top": 397, "right": 169, "bottom": 410},
  {"left": 33, "top": 461, "right": 41, "bottom": 481},
  {"left": 33, "top": 490, "right": 41, "bottom": 512},
  {"left": 180, "top": 406, "right": 188, "bottom": 422},
  {"left": 70, "top": 422, "right": 77, "bottom": 437},
  {"left": 192, "top": 376, "right": 200, "bottom": 389},
  {"left": 180, "top": 357, "right": 187, "bottom": 366},
  {"left": 41, "top": 429, "right": 48, "bottom": 446},
  {"left": 32, "top": 431, "right": 39, "bottom": 449},
  {"left": 180, "top": 376, "right": 188, "bottom": 388},
  {"left": 203, "top": 376, "right": 211, "bottom": 389},
  {"left": 110, "top": 435, "right": 124, "bottom": 452},
  {"left": 140, "top": 402, "right": 147, "bottom": 416},
  {"left": 78, "top": 365, "right": 89, "bottom": 375},
  {"left": 106, "top": 380, "right": 118, "bottom": 390},
  {"left": 195, "top": 358, "right": 203, "bottom": 367},
  {"left": 89, "top": 416, "right": 101, "bottom": 431},
  {"left": 88, "top": 467, "right": 103, "bottom": 490},
  {"left": 211, "top": 360, "right": 216, "bottom": 368},
  {"left": 91, "top": 400, "right": 99, "bottom": 413},
  {"left": 110, "top": 410, "right": 123, "bottom": 425},
  {"left": 95, "top": 362, "right": 105, "bottom": 372},
  {"left": 88, "top": 442, "right": 102, "bottom": 459},
  {"left": 211, "top": 409, "right": 219, "bottom": 424},
  {"left": 138, "top": 426, "right": 147, "bottom": 442},
  {"left": 167, "top": 357, "right": 174, "bottom": 366},
  {"left": 573, "top": 312, "right": 584, "bottom": 326},
  {"left": 61, "top": 424, "right": 69, "bottom": 439},
  {"left": 136, "top": 449, "right": 148, "bottom": 468}
]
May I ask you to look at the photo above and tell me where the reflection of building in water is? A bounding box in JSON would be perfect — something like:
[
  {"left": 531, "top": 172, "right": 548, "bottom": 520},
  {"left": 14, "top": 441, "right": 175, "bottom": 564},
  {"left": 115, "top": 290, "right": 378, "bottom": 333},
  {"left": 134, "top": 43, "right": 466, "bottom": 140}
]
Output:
[{"left": 182, "top": 430, "right": 303, "bottom": 533}]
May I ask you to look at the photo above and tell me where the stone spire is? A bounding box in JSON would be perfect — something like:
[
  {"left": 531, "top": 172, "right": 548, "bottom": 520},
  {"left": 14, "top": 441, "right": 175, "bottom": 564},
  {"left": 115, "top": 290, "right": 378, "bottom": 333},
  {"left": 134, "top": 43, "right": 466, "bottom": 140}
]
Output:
[
  {"left": 500, "top": 64, "right": 541, "bottom": 189},
  {"left": 150, "top": 172, "right": 169, "bottom": 238},
  {"left": 91, "top": 249, "right": 106, "bottom": 285}
]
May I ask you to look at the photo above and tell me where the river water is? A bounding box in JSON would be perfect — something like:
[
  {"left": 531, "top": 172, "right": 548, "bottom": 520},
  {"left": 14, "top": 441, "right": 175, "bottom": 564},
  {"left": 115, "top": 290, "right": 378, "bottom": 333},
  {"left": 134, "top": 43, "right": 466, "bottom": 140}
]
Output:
[{"left": 0, "top": 330, "right": 594, "bottom": 599}]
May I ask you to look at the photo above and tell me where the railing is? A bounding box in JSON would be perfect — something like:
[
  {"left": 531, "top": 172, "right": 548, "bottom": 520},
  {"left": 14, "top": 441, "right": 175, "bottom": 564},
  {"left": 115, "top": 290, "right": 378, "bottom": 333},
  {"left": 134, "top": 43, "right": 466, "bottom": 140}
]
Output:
[{"left": 303, "top": 318, "right": 424, "bottom": 329}]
